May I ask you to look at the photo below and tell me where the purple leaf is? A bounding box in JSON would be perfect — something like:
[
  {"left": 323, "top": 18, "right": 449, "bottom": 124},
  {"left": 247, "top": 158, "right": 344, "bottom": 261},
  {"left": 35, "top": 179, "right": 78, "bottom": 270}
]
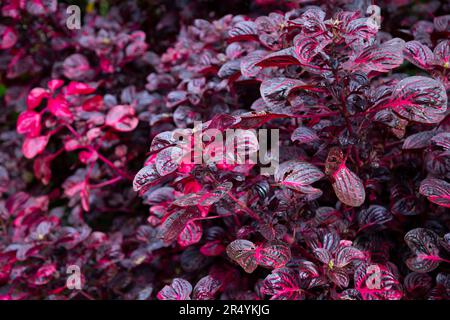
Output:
[
  {"left": 157, "top": 278, "right": 192, "bottom": 300},
  {"left": 291, "top": 126, "right": 319, "bottom": 144},
  {"left": 155, "top": 146, "right": 183, "bottom": 176},
  {"left": 275, "top": 160, "right": 324, "bottom": 195},
  {"left": 332, "top": 164, "right": 366, "bottom": 207},
  {"left": 192, "top": 275, "right": 222, "bottom": 300},
  {"left": 226, "top": 239, "right": 258, "bottom": 273},
  {"left": 402, "top": 130, "right": 436, "bottom": 149},
  {"left": 419, "top": 178, "right": 450, "bottom": 208},
  {"left": 261, "top": 268, "right": 305, "bottom": 300},
  {"left": 405, "top": 228, "right": 441, "bottom": 272},
  {"left": 133, "top": 164, "right": 161, "bottom": 192},
  {"left": 256, "top": 241, "right": 291, "bottom": 269},
  {"left": 344, "top": 38, "right": 405, "bottom": 73},
  {"left": 177, "top": 221, "right": 203, "bottom": 247},
  {"left": 404, "top": 41, "right": 434, "bottom": 70},
  {"left": 260, "top": 77, "right": 308, "bottom": 110},
  {"left": 105, "top": 105, "right": 139, "bottom": 132},
  {"left": 388, "top": 76, "right": 447, "bottom": 124}
]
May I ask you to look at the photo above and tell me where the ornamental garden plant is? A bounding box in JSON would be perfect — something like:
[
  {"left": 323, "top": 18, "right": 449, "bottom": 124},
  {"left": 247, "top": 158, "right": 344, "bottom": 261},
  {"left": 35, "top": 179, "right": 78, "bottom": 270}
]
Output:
[{"left": 0, "top": 0, "right": 449, "bottom": 300}]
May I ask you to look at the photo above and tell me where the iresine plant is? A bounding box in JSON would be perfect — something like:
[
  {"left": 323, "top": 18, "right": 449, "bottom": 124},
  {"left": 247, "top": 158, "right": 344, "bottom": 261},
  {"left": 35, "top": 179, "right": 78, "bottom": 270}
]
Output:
[
  {"left": 134, "top": 6, "right": 450, "bottom": 300},
  {"left": 1, "top": 0, "right": 449, "bottom": 300}
]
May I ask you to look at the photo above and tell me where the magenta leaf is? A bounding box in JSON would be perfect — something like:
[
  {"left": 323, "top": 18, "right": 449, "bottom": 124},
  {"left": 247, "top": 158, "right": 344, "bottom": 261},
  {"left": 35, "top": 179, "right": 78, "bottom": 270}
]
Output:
[
  {"left": 155, "top": 146, "right": 183, "bottom": 176},
  {"left": 62, "top": 54, "right": 93, "bottom": 81},
  {"left": 157, "top": 278, "right": 192, "bottom": 300},
  {"left": 22, "top": 135, "right": 49, "bottom": 159},
  {"left": 261, "top": 268, "right": 305, "bottom": 300},
  {"left": 294, "top": 35, "right": 330, "bottom": 66},
  {"left": 0, "top": 25, "right": 18, "bottom": 49},
  {"left": 357, "top": 205, "right": 392, "bottom": 230},
  {"left": 260, "top": 77, "right": 307, "bottom": 110},
  {"left": 433, "top": 40, "right": 450, "bottom": 67},
  {"left": 354, "top": 263, "right": 402, "bottom": 300},
  {"left": 158, "top": 210, "right": 200, "bottom": 244},
  {"left": 431, "top": 132, "right": 450, "bottom": 151},
  {"left": 192, "top": 275, "right": 222, "bottom": 300},
  {"left": 388, "top": 76, "right": 447, "bottom": 124},
  {"left": 27, "top": 88, "right": 49, "bottom": 109},
  {"left": 404, "top": 272, "right": 433, "bottom": 297},
  {"left": 402, "top": 130, "right": 436, "bottom": 149},
  {"left": 419, "top": 178, "right": 450, "bottom": 208},
  {"left": 256, "top": 241, "right": 291, "bottom": 269},
  {"left": 344, "top": 38, "right": 405, "bottom": 73},
  {"left": 16, "top": 111, "right": 41, "bottom": 137},
  {"left": 405, "top": 228, "right": 441, "bottom": 273},
  {"left": 240, "top": 50, "right": 267, "bottom": 77},
  {"left": 291, "top": 126, "right": 319, "bottom": 144},
  {"left": 275, "top": 160, "right": 324, "bottom": 195},
  {"left": 48, "top": 95, "right": 73, "bottom": 119},
  {"left": 404, "top": 41, "right": 434, "bottom": 70},
  {"left": 106, "top": 105, "right": 139, "bottom": 132},
  {"left": 335, "top": 246, "right": 365, "bottom": 268},
  {"left": 177, "top": 221, "right": 202, "bottom": 247},
  {"left": 226, "top": 239, "right": 258, "bottom": 273},
  {"left": 133, "top": 164, "right": 161, "bottom": 192},
  {"left": 30, "top": 263, "right": 57, "bottom": 286},
  {"left": 332, "top": 164, "right": 366, "bottom": 207}
]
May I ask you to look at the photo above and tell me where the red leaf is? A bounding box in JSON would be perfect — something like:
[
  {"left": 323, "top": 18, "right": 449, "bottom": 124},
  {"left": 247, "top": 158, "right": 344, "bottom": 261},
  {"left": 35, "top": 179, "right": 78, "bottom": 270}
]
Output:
[
  {"left": 388, "top": 76, "right": 447, "bottom": 124},
  {"left": 226, "top": 239, "right": 258, "bottom": 273},
  {"left": 261, "top": 268, "right": 305, "bottom": 300},
  {"left": 228, "top": 21, "right": 258, "bottom": 41},
  {"left": 256, "top": 242, "right": 291, "bottom": 269},
  {"left": 256, "top": 47, "right": 299, "bottom": 68},
  {"left": 106, "top": 105, "right": 139, "bottom": 132},
  {"left": 419, "top": 178, "right": 450, "bottom": 208},
  {"left": 16, "top": 111, "right": 41, "bottom": 137},
  {"left": 260, "top": 77, "right": 307, "bottom": 110},
  {"left": 291, "top": 126, "right": 319, "bottom": 144},
  {"left": 402, "top": 130, "right": 436, "bottom": 149},
  {"left": 133, "top": 164, "right": 160, "bottom": 192},
  {"left": 0, "top": 25, "right": 18, "bottom": 49},
  {"left": 157, "top": 278, "right": 192, "bottom": 300},
  {"left": 405, "top": 228, "right": 441, "bottom": 273},
  {"left": 200, "top": 241, "right": 225, "bottom": 256},
  {"left": 344, "top": 38, "right": 405, "bottom": 73},
  {"left": 48, "top": 95, "right": 73, "bottom": 119},
  {"left": 275, "top": 160, "right": 324, "bottom": 194},
  {"left": 27, "top": 88, "right": 49, "bottom": 109},
  {"left": 332, "top": 164, "right": 366, "bottom": 207},
  {"left": 65, "top": 81, "right": 96, "bottom": 95},
  {"left": 177, "top": 221, "right": 203, "bottom": 247},
  {"left": 22, "top": 135, "right": 49, "bottom": 159},
  {"left": 404, "top": 41, "right": 434, "bottom": 70}
]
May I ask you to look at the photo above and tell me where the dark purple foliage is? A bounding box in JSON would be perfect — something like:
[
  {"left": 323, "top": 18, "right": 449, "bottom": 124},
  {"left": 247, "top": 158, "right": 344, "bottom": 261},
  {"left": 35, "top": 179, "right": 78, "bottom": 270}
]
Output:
[{"left": 0, "top": 0, "right": 449, "bottom": 300}]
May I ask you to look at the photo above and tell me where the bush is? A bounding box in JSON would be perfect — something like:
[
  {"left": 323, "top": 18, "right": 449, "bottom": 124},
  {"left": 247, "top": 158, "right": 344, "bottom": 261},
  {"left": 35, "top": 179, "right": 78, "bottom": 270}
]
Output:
[{"left": 0, "top": 0, "right": 449, "bottom": 300}]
